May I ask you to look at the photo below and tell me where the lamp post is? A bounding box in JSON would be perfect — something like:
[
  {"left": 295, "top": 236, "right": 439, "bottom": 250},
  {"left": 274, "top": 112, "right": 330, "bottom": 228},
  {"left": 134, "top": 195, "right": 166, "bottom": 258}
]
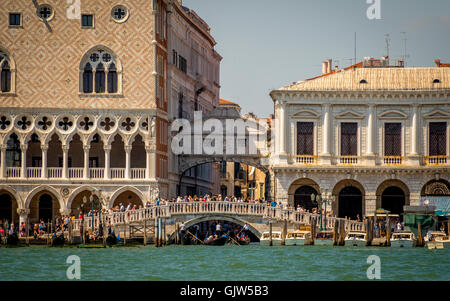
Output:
[{"left": 311, "top": 188, "right": 336, "bottom": 231}]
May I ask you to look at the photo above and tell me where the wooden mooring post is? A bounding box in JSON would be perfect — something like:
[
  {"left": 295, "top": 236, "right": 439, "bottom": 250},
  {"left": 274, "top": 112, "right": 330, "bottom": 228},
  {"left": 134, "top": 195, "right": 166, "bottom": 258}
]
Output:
[
  {"left": 310, "top": 217, "right": 316, "bottom": 245},
  {"left": 143, "top": 220, "right": 147, "bottom": 246},
  {"left": 163, "top": 218, "right": 166, "bottom": 246},
  {"left": 416, "top": 221, "right": 423, "bottom": 247},
  {"left": 269, "top": 221, "right": 273, "bottom": 247},
  {"left": 333, "top": 220, "right": 339, "bottom": 246},
  {"left": 26, "top": 217, "right": 30, "bottom": 246},
  {"left": 386, "top": 216, "right": 391, "bottom": 247},
  {"left": 281, "top": 220, "right": 287, "bottom": 246},
  {"left": 366, "top": 217, "right": 372, "bottom": 246},
  {"left": 154, "top": 218, "right": 158, "bottom": 247}
]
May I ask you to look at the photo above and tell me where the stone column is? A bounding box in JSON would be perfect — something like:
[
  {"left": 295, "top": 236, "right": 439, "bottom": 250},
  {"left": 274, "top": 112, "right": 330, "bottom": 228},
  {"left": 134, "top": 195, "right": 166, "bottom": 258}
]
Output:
[
  {"left": 41, "top": 144, "right": 48, "bottom": 179},
  {"left": 407, "top": 104, "right": 420, "bottom": 165},
  {"left": 145, "top": 144, "right": 156, "bottom": 179},
  {"left": 20, "top": 144, "right": 28, "bottom": 178},
  {"left": 0, "top": 144, "right": 6, "bottom": 178},
  {"left": 104, "top": 145, "right": 111, "bottom": 180},
  {"left": 62, "top": 145, "right": 69, "bottom": 179},
  {"left": 364, "top": 104, "right": 376, "bottom": 165},
  {"left": 320, "top": 103, "right": 332, "bottom": 164},
  {"left": 364, "top": 192, "right": 377, "bottom": 217},
  {"left": 83, "top": 145, "right": 90, "bottom": 179},
  {"left": 125, "top": 145, "right": 132, "bottom": 179},
  {"left": 279, "top": 101, "right": 287, "bottom": 156},
  {"left": 18, "top": 208, "right": 30, "bottom": 225}
]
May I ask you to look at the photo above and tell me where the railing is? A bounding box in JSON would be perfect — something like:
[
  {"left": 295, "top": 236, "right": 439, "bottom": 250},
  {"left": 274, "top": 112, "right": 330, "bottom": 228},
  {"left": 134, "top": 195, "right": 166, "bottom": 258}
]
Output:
[
  {"left": 69, "top": 168, "right": 84, "bottom": 179},
  {"left": 339, "top": 156, "right": 358, "bottom": 165},
  {"left": 111, "top": 168, "right": 125, "bottom": 179},
  {"left": 296, "top": 155, "right": 317, "bottom": 165},
  {"left": 48, "top": 167, "right": 62, "bottom": 178},
  {"left": 6, "top": 167, "right": 21, "bottom": 178},
  {"left": 131, "top": 168, "right": 146, "bottom": 179},
  {"left": 26, "top": 167, "right": 41, "bottom": 178},
  {"left": 78, "top": 202, "right": 367, "bottom": 235},
  {"left": 90, "top": 168, "right": 104, "bottom": 179},
  {"left": 383, "top": 156, "right": 403, "bottom": 165},
  {"left": 425, "top": 155, "right": 448, "bottom": 165}
]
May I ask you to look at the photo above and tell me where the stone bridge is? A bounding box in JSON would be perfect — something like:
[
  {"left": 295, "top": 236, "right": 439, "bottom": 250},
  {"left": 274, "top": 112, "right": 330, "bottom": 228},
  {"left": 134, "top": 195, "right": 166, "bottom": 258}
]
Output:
[{"left": 73, "top": 202, "right": 366, "bottom": 239}]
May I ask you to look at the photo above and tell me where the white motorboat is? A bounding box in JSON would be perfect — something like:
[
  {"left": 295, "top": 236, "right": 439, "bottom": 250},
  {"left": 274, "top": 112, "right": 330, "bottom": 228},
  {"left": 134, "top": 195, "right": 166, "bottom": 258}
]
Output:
[
  {"left": 285, "top": 231, "right": 312, "bottom": 246},
  {"left": 426, "top": 231, "right": 450, "bottom": 249},
  {"left": 390, "top": 231, "right": 415, "bottom": 248},
  {"left": 260, "top": 231, "right": 282, "bottom": 246},
  {"left": 344, "top": 232, "right": 367, "bottom": 247},
  {"left": 314, "top": 231, "right": 334, "bottom": 246}
]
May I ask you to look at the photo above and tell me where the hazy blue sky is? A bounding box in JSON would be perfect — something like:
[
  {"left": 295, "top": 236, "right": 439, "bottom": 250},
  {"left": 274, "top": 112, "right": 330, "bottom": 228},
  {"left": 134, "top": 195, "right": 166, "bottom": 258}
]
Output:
[{"left": 183, "top": 0, "right": 450, "bottom": 117}]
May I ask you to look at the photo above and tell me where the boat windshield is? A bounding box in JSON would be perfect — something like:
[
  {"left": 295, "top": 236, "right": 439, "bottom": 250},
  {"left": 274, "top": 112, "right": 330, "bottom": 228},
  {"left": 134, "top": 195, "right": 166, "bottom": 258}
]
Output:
[
  {"left": 262, "top": 233, "right": 270, "bottom": 239},
  {"left": 348, "top": 234, "right": 365, "bottom": 239},
  {"left": 317, "top": 232, "right": 333, "bottom": 239},
  {"left": 273, "top": 233, "right": 281, "bottom": 239},
  {"left": 393, "top": 234, "right": 412, "bottom": 240},
  {"left": 295, "top": 233, "right": 305, "bottom": 238}
]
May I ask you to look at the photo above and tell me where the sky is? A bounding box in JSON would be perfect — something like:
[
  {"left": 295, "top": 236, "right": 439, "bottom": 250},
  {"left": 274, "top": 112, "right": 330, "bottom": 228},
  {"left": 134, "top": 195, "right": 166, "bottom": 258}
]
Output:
[{"left": 183, "top": 0, "right": 450, "bottom": 117}]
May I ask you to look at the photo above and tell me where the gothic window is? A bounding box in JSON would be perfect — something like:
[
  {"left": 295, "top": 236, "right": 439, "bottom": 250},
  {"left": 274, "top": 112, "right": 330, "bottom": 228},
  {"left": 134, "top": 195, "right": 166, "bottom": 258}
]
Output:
[
  {"left": 80, "top": 47, "right": 121, "bottom": 95},
  {"left": 1, "top": 60, "right": 11, "bottom": 92},
  {"left": 384, "top": 123, "right": 402, "bottom": 156},
  {"left": 341, "top": 123, "right": 358, "bottom": 156},
  {"left": 95, "top": 63, "right": 105, "bottom": 93},
  {"left": 107, "top": 63, "right": 117, "bottom": 93},
  {"left": 6, "top": 133, "right": 20, "bottom": 167},
  {"left": 297, "top": 122, "right": 314, "bottom": 155},
  {"left": 83, "top": 63, "right": 93, "bottom": 93},
  {"left": 429, "top": 122, "right": 447, "bottom": 156}
]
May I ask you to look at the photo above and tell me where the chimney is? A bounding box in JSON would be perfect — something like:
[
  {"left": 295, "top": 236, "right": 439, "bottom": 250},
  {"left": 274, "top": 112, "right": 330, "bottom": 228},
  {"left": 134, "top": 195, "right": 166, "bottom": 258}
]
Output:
[
  {"left": 326, "top": 59, "right": 332, "bottom": 73},
  {"left": 334, "top": 66, "right": 339, "bottom": 72},
  {"left": 322, "top": 61, "right": 328, "bottom": 74},
  {"left": 435, "top": 59, "right": 441, "bottom": 67}
]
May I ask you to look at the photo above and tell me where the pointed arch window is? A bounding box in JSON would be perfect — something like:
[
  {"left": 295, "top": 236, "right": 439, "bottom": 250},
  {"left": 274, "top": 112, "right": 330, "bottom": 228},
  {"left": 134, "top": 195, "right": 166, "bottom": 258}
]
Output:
[
  {"left": 107, "top": 63, "right": 117, "bottom": 93},
  {"left": 80, "top": 47, "right": 121, "bottom": 95},
  {"left": 1, "top": 60, "right": 11, "bottom": 92},
  {"left": 83, "top": 63, "right": 93, "bottom": 93},
  {"left": 95, "top": 63, "right": 105, "bottom": 93}
]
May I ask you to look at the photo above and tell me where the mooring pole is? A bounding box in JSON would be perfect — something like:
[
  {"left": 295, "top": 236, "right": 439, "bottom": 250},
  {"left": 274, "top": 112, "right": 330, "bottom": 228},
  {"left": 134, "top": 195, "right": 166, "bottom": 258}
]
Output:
[
  {"left": 26, "top": 217, "right": 30, "bottom": 246},
  {"left": 144, "top": 220, "right": 147, "bottom": 246},
  {"left": 269, "top": 221, "right": 273, "bottom": 247},
  {"left": 333, "top": 220, "right": 339, "bottom": 246},
  {"left": 163, "top": 218, "right": 166, "bottom": 246},
  {"left": 417, "top": 220, "right": 423, "bottom": 247},
  {"left": 154, "top": 217, "right": 158, "bottom": 247},
  {"left": 386, "top": 216, "right": 391, "bottom": 247},
  {"left": 281, "top": 220, "right": 287, "bottom": 246}
]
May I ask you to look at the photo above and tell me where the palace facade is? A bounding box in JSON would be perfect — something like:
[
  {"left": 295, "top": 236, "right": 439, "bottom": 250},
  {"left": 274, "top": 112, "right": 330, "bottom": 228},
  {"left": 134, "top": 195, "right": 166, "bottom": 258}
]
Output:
[
  {"left": 269, "top": 57, "right": 450, "bottom": 219},
  {"left": 0, "top": 0, "right": 221, "bottom": 224}
]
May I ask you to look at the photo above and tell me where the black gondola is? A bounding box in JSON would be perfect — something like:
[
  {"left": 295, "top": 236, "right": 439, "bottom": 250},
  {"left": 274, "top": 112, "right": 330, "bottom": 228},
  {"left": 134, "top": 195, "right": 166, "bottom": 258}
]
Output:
[
  {"left": 181, "top": 233, "right": 191, "bottom": 245},
  {"left": 5, "top": 233, "right": 19, "bottom": 246},
  {"left": 106, "top": 234, "right": 117, "bottom": 246},
  {"left": 235, "top": 236, "right": 250, "bottom": 245},
  {"left": 204, "top": 235, "right": 228, "bottom": 246},
  {"left": 51, "top": 233, "right": 65, "bottom": 246}
]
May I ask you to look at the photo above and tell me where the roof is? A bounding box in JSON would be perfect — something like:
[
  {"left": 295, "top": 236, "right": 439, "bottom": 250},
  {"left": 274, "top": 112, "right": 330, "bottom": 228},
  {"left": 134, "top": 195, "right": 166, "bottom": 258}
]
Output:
[
  {"left": 279, "top": 67, "right": 450, "bottom": 91},
  {"left": 219, "top": 98, "right": 240, "bottom": 106}
]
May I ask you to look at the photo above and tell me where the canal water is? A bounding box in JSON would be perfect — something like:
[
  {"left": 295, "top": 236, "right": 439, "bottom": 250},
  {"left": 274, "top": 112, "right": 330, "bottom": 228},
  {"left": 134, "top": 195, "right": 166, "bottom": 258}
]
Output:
[{"left": 1, "top": 245, "right": 449, "bottom": 281}]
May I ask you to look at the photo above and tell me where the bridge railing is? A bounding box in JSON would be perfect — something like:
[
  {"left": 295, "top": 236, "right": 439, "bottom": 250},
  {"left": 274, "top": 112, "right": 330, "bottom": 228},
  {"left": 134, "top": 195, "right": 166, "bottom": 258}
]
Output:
[{"left": 71, "top": 202, "right": 366, "bottom": 233}]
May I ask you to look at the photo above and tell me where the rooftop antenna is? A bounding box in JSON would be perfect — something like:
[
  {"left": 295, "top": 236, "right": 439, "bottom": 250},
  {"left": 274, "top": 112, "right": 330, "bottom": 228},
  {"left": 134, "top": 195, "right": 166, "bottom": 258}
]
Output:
[
  {"left": 401, "top": 31, "right": 409, "bottom": 67},
  {"left": 385, "top": 34, "right": 391, "bottom": 65}
]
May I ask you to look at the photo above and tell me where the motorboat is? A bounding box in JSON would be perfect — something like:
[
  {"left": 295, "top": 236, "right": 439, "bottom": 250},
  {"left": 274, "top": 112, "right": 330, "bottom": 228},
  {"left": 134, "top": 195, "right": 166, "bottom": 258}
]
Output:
[
  {"left": 259, "top": 231, "right": 282, "bottom": 246},
  {"left": 285, "top": 231, "right": 312, "bottom": 246},
  {"left": 390, "top": 231, "right": 415, "bottom": 248},
  {"left": 426, "top": 231, "right": 450, "bottom": 249},
  {"left": 314, "top": 231, "right": 334, "bottom": 246},
  {"left": 344, "top": 232, "right": 367, "bottom": 247}
]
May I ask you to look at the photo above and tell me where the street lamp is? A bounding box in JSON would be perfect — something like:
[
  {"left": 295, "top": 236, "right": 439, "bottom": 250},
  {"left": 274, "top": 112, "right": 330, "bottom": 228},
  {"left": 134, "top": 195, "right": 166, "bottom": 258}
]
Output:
[{"left": 311, "top": 188, "right": 336, "bottom": 231}]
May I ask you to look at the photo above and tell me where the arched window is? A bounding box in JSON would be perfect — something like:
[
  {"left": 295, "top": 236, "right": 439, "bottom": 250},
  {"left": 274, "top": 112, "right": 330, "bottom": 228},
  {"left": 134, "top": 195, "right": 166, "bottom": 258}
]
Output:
[
  {"left": 95, "top": 63, "right": 105, "bottom": 93},
  {"left": 107, "top": 63, "right": 117, "bottom": 93},
  {"left": 80, "top": 47, "right": 121, "bottom": 95},
  {"left": 83, "top": 63, "right": 93, "bottom": 93},
  {"left": 1, "top": 56, "right": 11, "bottom": 93}
]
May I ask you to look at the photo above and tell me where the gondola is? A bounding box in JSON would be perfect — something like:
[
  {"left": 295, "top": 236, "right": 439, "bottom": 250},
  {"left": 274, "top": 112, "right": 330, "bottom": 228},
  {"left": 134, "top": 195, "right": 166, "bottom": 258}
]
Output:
[
  {"left": 204, "top": 235, "right": 228, "bottom": 246},
  {"left": 181, "top": 233, "right": 191, "bottom": 245},
  {"left": 51, "top": 233, "right": 65, "bottom": 246},
  {"left": 106, "top": 234, "right": 118, "bottom": 246},
  {"left": 235, "top": 236, "right": 250, "bottom": 245},
  {"left": 5, "top": 233, "right": 19, "bottom": 246}
]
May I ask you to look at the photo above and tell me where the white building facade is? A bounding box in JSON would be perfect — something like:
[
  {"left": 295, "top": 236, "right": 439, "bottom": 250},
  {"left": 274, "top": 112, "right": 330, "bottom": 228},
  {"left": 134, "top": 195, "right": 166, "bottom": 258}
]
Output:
[{"left": 269, "top": 59, "right": 450, "bottom": 219}]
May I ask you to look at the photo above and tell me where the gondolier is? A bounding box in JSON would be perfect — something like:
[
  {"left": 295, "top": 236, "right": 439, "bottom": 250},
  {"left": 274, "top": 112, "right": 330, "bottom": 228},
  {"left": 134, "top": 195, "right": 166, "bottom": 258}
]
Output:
[{"left": 243, "top": 223, "right": 250, "bottom": 235}]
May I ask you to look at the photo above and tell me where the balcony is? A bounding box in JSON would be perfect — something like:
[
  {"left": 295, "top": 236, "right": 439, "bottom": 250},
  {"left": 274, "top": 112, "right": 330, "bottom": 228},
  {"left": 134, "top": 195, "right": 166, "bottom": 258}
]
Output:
[
  {"left": 3, "top": 167, "right": 148, "bottom": 180},
  {"left": 383, "top": 156, "right": 403, "bottom": 165},
  {"left": 339, "top": 156, "right": 359, "bottom": 165},
  {"left": 425, "top": 155, "right": 448, "bottom": 166},
  {"left": 296, "top": 155, "right": 317, "bottom": 165}
]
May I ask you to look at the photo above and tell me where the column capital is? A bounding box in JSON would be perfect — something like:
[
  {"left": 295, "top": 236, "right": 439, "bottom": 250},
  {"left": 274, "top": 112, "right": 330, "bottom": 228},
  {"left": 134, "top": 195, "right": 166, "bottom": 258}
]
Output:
[
  {"left": 83, "top": 145, "right": 91, "bottom": 152},
  {"left": 41, "top": 144, "right": 49, "bottom": 151},
  {"left": 62, "top": 145, "right": 70, "bottom": 152},
  {"left": 103, "top": 145, "right": 112, "bottom": 152},
  {"left": 145, "top": 144, "right": 156, "bottom": 152},
  {"left": 124, "top": 145, "right": 132, "bottom": 153},
  {"left": 20, "top": 144, "right": 28, "bottom": 152},
  {"left": 1, "top": 144, "right": 7, "bottom": 151},
  {"left": 17, "top": 208, "right": 30, "bottom": 216}
]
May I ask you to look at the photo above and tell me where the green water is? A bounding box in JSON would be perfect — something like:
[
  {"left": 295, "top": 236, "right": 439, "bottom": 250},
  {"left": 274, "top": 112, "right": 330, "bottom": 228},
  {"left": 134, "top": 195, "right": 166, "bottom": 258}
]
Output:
[{"left": 1, "top": 245, "right": 449, "bottom": 281}]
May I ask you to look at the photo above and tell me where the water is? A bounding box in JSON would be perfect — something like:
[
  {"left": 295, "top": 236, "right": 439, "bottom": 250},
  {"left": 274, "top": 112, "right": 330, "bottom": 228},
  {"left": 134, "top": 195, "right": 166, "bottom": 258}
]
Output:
[{"left": 1, "top": 245, "right": 449, "bottom": 281}]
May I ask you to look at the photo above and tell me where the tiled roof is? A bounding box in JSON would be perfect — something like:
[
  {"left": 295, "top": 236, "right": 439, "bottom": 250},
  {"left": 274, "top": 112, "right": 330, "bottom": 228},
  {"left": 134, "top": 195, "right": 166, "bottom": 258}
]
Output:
[
  {"left": 280, "top": 67, "right": 450, "bottom": 91},
  {"left": 219, "top": 98, "right": 240, "bottom": 106}
]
